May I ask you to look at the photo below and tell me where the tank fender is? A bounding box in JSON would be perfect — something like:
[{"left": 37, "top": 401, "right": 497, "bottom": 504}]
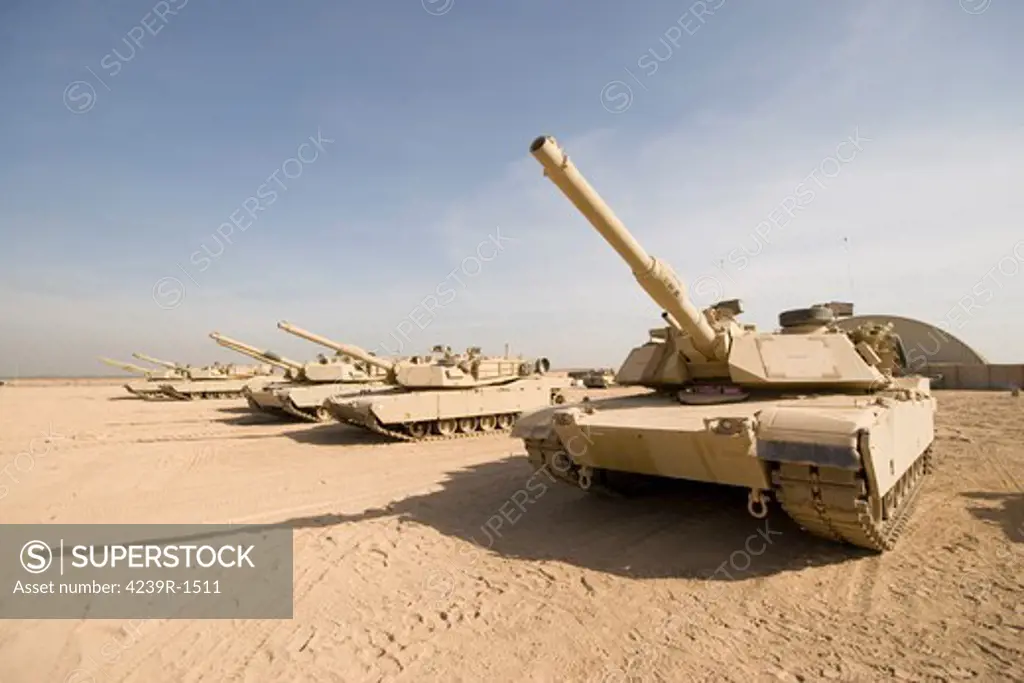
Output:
[
  {"left": 511, "top": 404, "right": 570, "bottom": 441},
  {"left": 754, "top": 405, "right": 879, "bottom": 470}
]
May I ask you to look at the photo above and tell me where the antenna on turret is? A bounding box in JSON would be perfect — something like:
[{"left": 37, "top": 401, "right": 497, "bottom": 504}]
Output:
[
  {"left": 714, "top": 258, "right": 735, "bottom": 288},
  {"left": 842, "top": 237, "right": 855, "bottom": 302}
]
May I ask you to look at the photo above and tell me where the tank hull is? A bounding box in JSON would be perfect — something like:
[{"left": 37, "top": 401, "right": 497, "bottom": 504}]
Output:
[
  {"left": 323, "top": 376, "right": 572, "bottom": 441},
  {"left": 158, "top": 376, "right": 278, "bottom": 401},
  {"left": 245, "top": 382, "right": 390, "bottom": 422},
  {"left": 282, "top": 382, "right": 386, "bottom": 410},
  {"left": 243, "top": 381, "right": 291, "bottom": 408},
  {"left": 513, "top": 379, "right": 935, "bottom": 551},
  {"left": 240, "top": 381, "right": 291, "bottom": 417},
  {"left": 124, "top": 380, "right": 180, "bottom": 400},
  {"left": 582, "top": 373, "right": 615, "bottom": 388}
]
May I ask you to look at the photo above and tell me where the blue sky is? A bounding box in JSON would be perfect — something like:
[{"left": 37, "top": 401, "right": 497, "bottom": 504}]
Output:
[{"left": 0, "top": 0, "right": 1021, "bottom": 376}]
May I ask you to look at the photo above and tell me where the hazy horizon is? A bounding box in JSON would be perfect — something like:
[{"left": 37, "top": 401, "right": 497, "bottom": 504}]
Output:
[{"left": 2, "top": 1, "right": 1021, "bottom": 375}]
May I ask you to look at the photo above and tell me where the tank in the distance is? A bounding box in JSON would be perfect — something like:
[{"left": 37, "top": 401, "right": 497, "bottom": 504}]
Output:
[
  {"left": 277, "top": 321, "right": 571, "bottom": 441},
  {"left": 207, "top": 334, "right": 305, "bottom": 417},
  {"left": 511, "top": 135, "right": 936, "bottom": 552},
  {"left": 98, "top": 356, "right": 185, "bottom": 400},
  {"left": 211, "top": 331, "right": 390, "bottom": 422},
  {"left": 581, "top": 368, "right": 617, "bottom": 389},
  {"left": 145, "top": 350, "right": 278, "bottom": 401}
]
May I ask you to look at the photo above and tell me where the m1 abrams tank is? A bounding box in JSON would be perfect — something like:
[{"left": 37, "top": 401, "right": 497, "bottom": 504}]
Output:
[
  {"left": 512, "top": 135, "right": 936, "bottom": 552},
  {"left": 277, "top": 321, "right": 571, "bottom": 442},
  {"left": 207, "top": 335, "right": 300, "bottom": 417},
  {"left": 582, "top": 368, "right": 617, "bottom": 389},
  {"left": 98, "top": 357, "right": 184, "bottom": 400},
  {"left": 210, "top": 331, "right": 389, "bottom": 422},
  {"left": 143, "top": 352, "right": 277, "bottom": 401}
]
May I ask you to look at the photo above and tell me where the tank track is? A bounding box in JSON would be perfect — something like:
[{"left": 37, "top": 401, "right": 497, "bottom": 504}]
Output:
[
  {"left": 344, "top": 412, "right": 522, "bottom": 443},
  {"left": 771, "top": 448, "right": 933, "bottom": 551},
  {"left": 129, "top": 391, "right": 175, "bottom": 401},
  {"left": 522, "top": 434, "right": 629, "bottom": 497},
  {"left": 279, "top": 400, "right": 329, "bottom": 423},
  {"left": 124, "top": 385, "right": 175, "bottom": 401},
  {"left": 332, "top": 389, "right": 567, "bottom": 443},
  {"left": 522, "top": 435, "right": 935, "bottom": 552},
  {"left": 241, "top": 400, "right": 302, "bottom": 422},
  {"left": 160, "top": 386, "right": 247, "bottom": 401}
]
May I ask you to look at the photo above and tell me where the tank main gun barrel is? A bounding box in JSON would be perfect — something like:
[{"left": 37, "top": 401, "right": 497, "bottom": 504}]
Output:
[
  {"left": 215, "top": 340, "right": 294, "bottom": 374},
  {"left": 209, "top": 333, "right": 303, "bottom": 372},
  {"left": 276, "top": 321, "right": 395, "bottom": 373},
  {"left": 528, "top": 135, "right": 722, "bottom": 360},
  {"left": 98, "top": 357, "right": 151, "bottom": 375},
  {"left": 131, "top": 352, "right": 181, "bottom": 370}
]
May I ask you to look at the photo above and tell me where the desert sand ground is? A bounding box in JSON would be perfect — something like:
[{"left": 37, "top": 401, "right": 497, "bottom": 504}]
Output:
[{"left": 0, "top": 382, "right": 1021, "bottom": 682}]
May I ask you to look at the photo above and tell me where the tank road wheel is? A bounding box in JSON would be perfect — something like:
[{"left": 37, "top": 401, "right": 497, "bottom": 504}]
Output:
[
  {"left": 496, "top": 414, "right": 515, "bottom": 430},
  {"left": 407, "top": 422, "right": 430, "bottom": 439},
  {"left": 314, "top": 406, "right": 332, "bottom": 422},
  {"left": 457, "top": 417, "right": 479, "bottom": 433},
  {"left": 552, "top": 392, "right": 566, "bottom": 405},
  {"left": 478, "top": 415, "right": 497, "bottom": 432},
  {"left": 435, "top": 419, "right": 457, "bottom": 437}
]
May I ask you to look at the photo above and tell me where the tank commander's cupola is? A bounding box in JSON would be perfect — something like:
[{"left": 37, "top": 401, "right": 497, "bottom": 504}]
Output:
[{"left": 777, "top": 304, "right": 836, "bottom": 333}]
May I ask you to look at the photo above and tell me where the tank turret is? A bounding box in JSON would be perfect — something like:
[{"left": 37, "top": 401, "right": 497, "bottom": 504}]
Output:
[
  {"left": 529, "top": 135, "right": 893, "bottom": 391},
  {"left": 278, "top": 321, "right": 548, "bottom": 390}
]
